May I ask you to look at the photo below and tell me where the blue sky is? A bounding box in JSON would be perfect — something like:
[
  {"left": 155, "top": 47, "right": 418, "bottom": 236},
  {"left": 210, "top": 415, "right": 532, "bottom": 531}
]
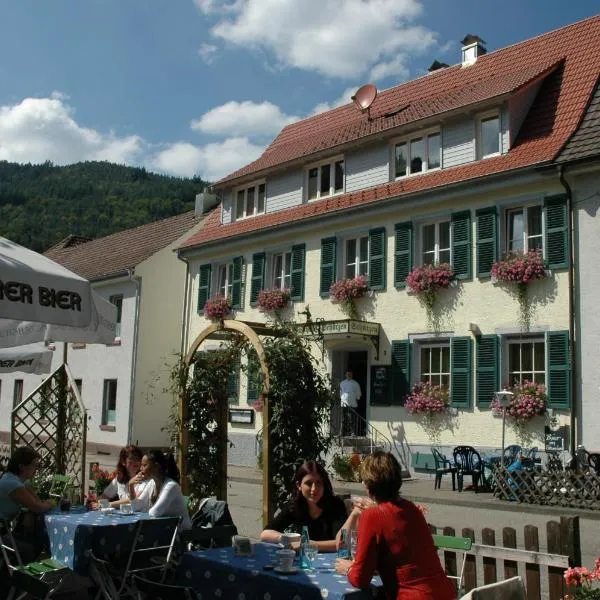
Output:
[{"left": 0, "top": 1, "right": 596, "bottom": 181}]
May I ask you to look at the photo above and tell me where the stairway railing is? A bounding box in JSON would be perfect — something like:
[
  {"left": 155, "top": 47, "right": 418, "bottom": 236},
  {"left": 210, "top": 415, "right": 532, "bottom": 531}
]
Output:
[{"left": 331, "top": 404, "right": 392, "bottom": 455}]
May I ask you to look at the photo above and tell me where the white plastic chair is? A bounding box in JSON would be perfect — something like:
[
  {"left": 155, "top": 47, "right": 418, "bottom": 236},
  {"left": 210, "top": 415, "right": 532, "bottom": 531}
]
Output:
[{"left": 458, "top": 575, "right": 526, "bottom": 600}]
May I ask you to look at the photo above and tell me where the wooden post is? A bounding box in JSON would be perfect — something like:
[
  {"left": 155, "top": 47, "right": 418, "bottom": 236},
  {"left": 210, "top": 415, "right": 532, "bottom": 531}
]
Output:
[
  {"left": 524, "top": 524, "right": 541, "bottom": 600},
  {"left": 262, "top": 394, "right": 271, "bottom": 527},
  {"left": 547, "top": 520, "right": 563, "bottom": 600},
  {"left": 461, "top": 527, "right": 476, "bottom": 592},
  {"left": 502, "top": 527, "right": 518, "bottom": 580},
  {"left": 481, "top": 528, "right": 497, "bottom": 586},
  {"left": 442, "top": 526, "right": 458, "bottom": 592}
]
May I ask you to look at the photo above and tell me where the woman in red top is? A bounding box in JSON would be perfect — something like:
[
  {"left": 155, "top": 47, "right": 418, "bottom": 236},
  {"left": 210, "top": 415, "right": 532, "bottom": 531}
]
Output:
[{"left": 335, "top": 451, "right": 454, "bottom": 600}]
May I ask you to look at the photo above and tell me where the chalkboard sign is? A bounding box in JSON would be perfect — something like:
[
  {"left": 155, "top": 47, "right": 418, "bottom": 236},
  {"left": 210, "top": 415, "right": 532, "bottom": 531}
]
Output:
[
  {"left": 545, "top": 425, "right": 569, "bottom": 452},
  {"left": 370, "top": 365, "right": 391, "bottom": 405}
]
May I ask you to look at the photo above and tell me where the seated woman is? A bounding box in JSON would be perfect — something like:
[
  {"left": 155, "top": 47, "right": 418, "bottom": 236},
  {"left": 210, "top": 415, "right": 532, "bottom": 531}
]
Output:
[
  {"left": 133, "top": 450, "right": 191, "bottom": 530},
  {"left": 335, "top": 451, "right": 454, "bottom": 600},
  {"left": 261, "top": 460, "right": 347, "bottom": 552},
  {"left": 0, "top": 446, "right": 54, "bottom": 561},
  {"left": 99, "top": 445, "right": 149, "bottom": 508}
]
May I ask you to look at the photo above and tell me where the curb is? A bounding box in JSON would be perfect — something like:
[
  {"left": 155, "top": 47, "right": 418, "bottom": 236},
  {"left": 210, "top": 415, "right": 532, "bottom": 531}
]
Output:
[{"left": 228, "top": 474, "right": 600, "bottom": 521}]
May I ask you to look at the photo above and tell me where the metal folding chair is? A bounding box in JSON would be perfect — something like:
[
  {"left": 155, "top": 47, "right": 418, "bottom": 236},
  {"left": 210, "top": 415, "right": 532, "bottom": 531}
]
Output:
[
  {"left": 132, "top": 575, "right": 200, "bottom": 600},
  {"left": 181, "top": 524, "right": 237, "bottom": 551},
  {"left": 90, "top": 516, "right": 180, "bottom": 600},
  {"left": 433, "top": 533, "right": 472, "bottom": 595},
  {"left": 1, "top": 518, "right": 71, "bottom": 600}
]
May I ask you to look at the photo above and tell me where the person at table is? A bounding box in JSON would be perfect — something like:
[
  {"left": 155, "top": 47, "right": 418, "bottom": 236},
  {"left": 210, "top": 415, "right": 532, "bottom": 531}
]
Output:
[
  {"left": 98, "top": 444, "right": 149, "bottom": 508},
  {"left": 0, "top": 446, "right": 53, "bottom": 561},
  {"left": 335, "top": 451, "right": 454, "bottom": 600},
  {"left": 260, "top": 460, "right": 347, "bottom": 552},
  {"left": 132, "top": 449, "right": 192, "bottom": 530}
]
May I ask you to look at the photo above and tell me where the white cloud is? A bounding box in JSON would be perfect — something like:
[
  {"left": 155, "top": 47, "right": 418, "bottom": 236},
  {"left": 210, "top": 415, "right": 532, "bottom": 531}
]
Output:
[
  {"left": 369, "top": 55, "right": 410, "bottom": 82},
  {"left": 311, "top": 87, "right": 355, "bottom": 115},
  {"left": 0, "top": 96, "right": 142, "bottom": 165},
  {"left": 149, "top": 137, "right": 264, "bottom": 180},
  {"left": 198, "top": 42, "right": 218, "bottom": 64},
  {"left": 191, "top": 100, "right": 298, "bottom": 137},
  {"left": 204, "top": 0, "right": 436, "bottom": 79}
]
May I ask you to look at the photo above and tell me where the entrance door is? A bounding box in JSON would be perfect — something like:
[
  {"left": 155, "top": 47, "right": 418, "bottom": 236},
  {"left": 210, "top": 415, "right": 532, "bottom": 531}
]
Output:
[{"left": 347, "top": 351, "right": 368, "bottom": 436}]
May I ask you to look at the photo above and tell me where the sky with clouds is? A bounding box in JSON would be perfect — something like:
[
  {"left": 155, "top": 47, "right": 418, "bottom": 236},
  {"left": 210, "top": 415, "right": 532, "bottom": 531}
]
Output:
[{"left": 0, "top": 0, "right": 597, "bottom": 181}]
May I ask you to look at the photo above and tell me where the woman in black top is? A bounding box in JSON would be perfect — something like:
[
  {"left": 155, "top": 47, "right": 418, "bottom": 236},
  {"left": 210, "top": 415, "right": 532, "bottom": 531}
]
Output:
[{"left": 261, "top": 460, "right": 348, "bottom": 552}]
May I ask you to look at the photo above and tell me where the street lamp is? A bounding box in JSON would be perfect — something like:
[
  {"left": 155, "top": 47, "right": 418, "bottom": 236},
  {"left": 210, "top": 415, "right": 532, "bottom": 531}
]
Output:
[{"left": 494, "top": 389, "right": 514, "bottom": 467}]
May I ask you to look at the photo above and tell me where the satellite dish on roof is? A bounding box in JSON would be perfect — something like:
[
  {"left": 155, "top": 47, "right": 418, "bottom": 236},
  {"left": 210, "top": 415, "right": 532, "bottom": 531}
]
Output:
[{"left": 351, "top": 84, "right": 377, "bottom": 118}]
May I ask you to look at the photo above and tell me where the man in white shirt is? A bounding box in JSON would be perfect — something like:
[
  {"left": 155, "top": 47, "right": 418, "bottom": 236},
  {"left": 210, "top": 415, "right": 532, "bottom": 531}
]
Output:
[{"left": 340, "top": 369, "right": 361, "bottom": 436}]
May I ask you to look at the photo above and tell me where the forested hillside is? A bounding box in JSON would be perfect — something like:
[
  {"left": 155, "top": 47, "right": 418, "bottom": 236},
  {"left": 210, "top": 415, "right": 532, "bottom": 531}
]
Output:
[{"left": 0, "top": 161, "right": 206, "bottom": 251}]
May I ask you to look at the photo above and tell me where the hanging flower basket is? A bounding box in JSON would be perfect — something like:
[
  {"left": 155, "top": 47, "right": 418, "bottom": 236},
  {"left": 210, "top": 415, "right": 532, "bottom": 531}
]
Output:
[
  {"left": 491, "top": 380, "right": 546, "bottom": 421},
  {"left": 203, "top": 295, "right": 231, "bottom": 321},
  {"left": 257, "top": 288, "right": 291, "bottom": 313},
  {"left": 404, "top": 381, "right": 449, "bottom": 415},
  {"left": 329, "top": 275, "right": 369, "bottom": 319}
]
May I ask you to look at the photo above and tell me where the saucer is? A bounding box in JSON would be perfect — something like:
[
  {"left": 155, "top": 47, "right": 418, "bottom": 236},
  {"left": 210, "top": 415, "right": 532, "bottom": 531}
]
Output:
[
  {"left": 274, "top": 566, "right": 298, "bottom": 574},
  {"left": 100, "top": 507, "right": 116, "bottom": 513}
]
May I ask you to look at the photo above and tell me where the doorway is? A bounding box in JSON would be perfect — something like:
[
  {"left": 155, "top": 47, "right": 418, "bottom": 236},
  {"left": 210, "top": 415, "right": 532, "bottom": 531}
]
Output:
[{"left": 332, "top": 349, "right": 368, "bottom": 437}]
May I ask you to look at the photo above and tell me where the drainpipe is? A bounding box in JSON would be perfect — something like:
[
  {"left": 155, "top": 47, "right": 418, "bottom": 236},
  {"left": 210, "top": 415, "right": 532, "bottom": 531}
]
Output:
[
  {"left": 558, "top": 165, "right": 577, "bottom": 455},
  {"left": 177, "top": 253, "right": 192, "bottom": 358},
  {"left": 127, "top": 268, "right": 142, "bottom": 445}
]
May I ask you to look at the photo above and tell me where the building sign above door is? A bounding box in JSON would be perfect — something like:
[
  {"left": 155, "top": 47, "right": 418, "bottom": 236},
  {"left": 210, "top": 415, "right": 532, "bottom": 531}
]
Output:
[{"left": 299, "top": 319, "right": 381, "bottom": 359}]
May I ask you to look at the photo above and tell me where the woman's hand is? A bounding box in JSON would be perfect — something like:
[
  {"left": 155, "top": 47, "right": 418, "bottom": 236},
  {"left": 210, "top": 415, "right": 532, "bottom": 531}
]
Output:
[
  {"left": 130, "top": 471, "right": 145, "bottom": 485},
  {"left": 335, "top": 558, "right": 353, "bottom": 576},
  {"left": 352, "top": 496, "right": 375, "bottom": 512}
]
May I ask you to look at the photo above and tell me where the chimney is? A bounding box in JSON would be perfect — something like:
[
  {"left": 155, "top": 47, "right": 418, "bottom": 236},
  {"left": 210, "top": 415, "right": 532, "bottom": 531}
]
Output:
[
  {"left": 428, "top": 60, "right": 449, "bottom": 73},
  {"left": 461, "top": 34, "right": 487, "bottom": 65},
  {"left": 195, "top": 187, "right": 219, "bottom": 216}
]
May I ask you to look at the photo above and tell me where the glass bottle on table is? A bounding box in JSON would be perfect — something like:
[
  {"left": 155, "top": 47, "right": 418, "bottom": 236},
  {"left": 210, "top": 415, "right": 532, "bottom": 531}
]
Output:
[{"left": 299, "top": 525, "right": 310, "bottom": 568}]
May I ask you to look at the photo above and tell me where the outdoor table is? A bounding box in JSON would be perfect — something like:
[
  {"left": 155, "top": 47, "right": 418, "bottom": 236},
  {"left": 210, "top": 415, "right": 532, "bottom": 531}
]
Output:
[
  {"left": 175, "top": 542, "right": 383, "bottom": 599},
  {"left": 44, "top": 508, "right": 150, "bottom": 574}
]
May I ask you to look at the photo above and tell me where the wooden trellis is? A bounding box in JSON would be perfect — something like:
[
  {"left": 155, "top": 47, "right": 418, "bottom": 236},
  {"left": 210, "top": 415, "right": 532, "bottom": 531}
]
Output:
[{"left": 11, "top": 364, "right": 87, "bottom": 502}]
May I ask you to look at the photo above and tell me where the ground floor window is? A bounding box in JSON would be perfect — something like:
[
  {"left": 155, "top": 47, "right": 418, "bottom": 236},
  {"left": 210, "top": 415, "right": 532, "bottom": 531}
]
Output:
[
  {"left": 418, "top": 343, "right": 450, "bottom": 388},
  {"left": 507, "top": 338, "right": 545, "bottom": 385}
]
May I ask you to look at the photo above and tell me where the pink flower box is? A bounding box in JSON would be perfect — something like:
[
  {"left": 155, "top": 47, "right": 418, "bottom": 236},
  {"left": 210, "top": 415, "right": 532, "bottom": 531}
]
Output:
[
  {"left": 257, "top": 288, "right": 291, "bottom": 312},
  {"left": 329, "top": 275, "right": 369, "bottom": 303},
  {"left": 491, "top": 380, "right": 546, "bottom": 421},
  {"left": 405, "top": 263, "right": 455, "bottom": 296},
  {"left": 404, "top": 381, "right": 449, "bottom": 415},
  {"left": 203, "top": 295, "right": 231, "bottom": 321},
  {"left": 491, "top": 250, "right": 546, "bottom": 284}
]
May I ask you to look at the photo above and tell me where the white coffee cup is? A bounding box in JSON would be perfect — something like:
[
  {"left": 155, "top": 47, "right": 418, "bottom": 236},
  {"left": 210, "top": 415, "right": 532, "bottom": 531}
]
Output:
[
  {"left": 276, "top": 549, "right": 295, "bottom": 571},
  {"left": 279, "top": 532, "right": 301, "bottom": 548}
]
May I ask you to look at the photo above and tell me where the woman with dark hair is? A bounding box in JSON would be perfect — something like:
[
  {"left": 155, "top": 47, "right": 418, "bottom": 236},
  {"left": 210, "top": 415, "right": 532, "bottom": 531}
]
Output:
[
  {"left": 133, "top": 450, "right": 191, "bottom": 530},
  {"left": 260, "top": 460, "right": 347, "bottom": 552},
  {"left": 99, "top": 445, "right": 148, "bottom": 507},
  {"left": 0, "top": 447, "right": 53, "bottom": 560},
  {"left": 335, "top": 451, "right": 454, "bottom": 600}
]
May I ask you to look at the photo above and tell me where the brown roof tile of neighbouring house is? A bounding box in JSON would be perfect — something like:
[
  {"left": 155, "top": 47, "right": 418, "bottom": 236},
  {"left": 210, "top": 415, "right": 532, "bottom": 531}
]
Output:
[
  {"left": 180, "top": 16, "right": 600, "bottom": 251},
  {"left": 46, "top": 211, "right": 202, "bottom": 280}
]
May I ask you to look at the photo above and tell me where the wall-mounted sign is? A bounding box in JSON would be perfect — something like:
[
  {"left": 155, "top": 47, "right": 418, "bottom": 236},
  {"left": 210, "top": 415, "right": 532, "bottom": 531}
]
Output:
[
  {"left": 544, "top": 425, "right": 569, "bottom": 452},
  {"left": 370, "top": 365, "right": 391, "bottom": 405},
  {"left": 229, "top": 408, "right": 255, "bottom": 425},
  {"left": 319, "top": 320, "right": 380, "bottom": 337}
]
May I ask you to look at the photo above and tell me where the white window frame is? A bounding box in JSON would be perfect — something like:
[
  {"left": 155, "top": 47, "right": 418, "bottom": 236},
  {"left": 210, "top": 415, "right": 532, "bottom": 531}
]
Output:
[
  {"left": 343, "top": 235, "right": 369, "bottom": 279},
  {"left": 216, "top": 262, "right": 234, "bottom": 298},
  {"left": 477, "top": 111, "right": 501, "bottom": 159},
  {"left": 415, "top": 341, "right": 451, "bottom": 388},
  {"left": 102, "top": 379, "right": 118, "bottom": 426},
  {"left": 505, "top": 203, "right": 544, "bottom": 255},
  {"left": 305, "top": 155, "right": 345, "bottom": 202},
  {"left": 419, "top": 218, "right": 451, "bottom": 266},
  {"left": 109, "top": 294, "right": 123, "bottom": 338},
  {"left": 392, "top": 128, "right": 441, "bottom": 179},
  {"left": 233, "top": 180, "right": 266, "bottom": 221},
  {"left": 505, "top": 336, "right": 546, "bottom": 386},
  {"left": 271, "top": 251, "right": 292, "bottom": 290}
]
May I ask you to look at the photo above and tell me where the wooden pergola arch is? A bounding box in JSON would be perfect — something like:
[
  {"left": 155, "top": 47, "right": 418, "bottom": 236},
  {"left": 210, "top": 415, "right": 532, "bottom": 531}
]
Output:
[{"left": 179, "top": 319, "right": 274, "bottom": 525}]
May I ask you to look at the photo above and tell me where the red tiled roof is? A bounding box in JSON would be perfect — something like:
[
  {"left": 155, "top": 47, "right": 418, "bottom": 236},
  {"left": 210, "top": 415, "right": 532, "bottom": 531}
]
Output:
[
  {"left": 181, "top": 16, "right": 600, "bottom": 251},
  {"left": 45, "top": 211, "right": 202, "bottom": 280}
]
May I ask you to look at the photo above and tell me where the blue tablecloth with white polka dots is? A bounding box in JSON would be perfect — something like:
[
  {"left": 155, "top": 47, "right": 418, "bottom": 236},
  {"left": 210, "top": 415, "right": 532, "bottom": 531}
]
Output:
[
  {"left": 175, "top": 542, "right": 382, "bottom": 600},
  {"left": 44, "top": 509, "right": 151, "bottom": 574}
]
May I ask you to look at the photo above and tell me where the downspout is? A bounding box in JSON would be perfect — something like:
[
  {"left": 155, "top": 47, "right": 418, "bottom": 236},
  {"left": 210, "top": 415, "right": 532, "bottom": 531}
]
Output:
[
  {"left": 558, "top": 165, "right": 577, "bottom": 455},
  {"left": 178, "top": 252, "right": 191, "bottom": 358},
  {"left": 127, "top": 268, "right": 142, "bottom": 445}
]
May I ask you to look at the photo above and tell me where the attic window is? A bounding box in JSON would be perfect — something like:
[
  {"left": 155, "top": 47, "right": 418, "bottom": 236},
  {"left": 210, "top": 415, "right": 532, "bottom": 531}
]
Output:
[
  {"left": 478, "top": 114, "right": 500, "bottom": 158},
  {"left": 234, "top": 182, "right": 266, "bottom": 220},
  {"left": 394, "top": 130, "right": 440, "bottom": 178},
  {"left": 306, "top": 157, "right": 344, "bottom": 201}
]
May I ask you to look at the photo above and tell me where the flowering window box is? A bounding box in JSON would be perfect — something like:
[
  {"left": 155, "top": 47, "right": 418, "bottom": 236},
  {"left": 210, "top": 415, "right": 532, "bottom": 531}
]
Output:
[
  {"left": 329, "top": 275, "right": 369, "bottom": 319},
  {"left": 404, "top": 381, "right": 449, "bottom": 415},
  {"left": 256, "top": 288, "right": 291, "bottom": 313},
  {"left": 491, "top": 380, "right": 546, "bottom": 421},
  {"left": 203, "top": 295, "right": 231, "bottom": 321}
]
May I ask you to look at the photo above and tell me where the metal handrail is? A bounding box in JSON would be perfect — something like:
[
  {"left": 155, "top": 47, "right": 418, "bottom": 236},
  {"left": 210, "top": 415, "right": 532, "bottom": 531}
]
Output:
[{"left": 333, "top": 405, "right": 392, "bottom": 454}]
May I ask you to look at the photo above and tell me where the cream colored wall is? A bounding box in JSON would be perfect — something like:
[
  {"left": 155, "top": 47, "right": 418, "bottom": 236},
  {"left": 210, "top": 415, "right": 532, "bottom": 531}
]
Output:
[
  {"left": 185, "top": 177, "right": 570, "bottom": 452},
  {"left": 130, "top": 221, "right": 205, "bottom": 448}
]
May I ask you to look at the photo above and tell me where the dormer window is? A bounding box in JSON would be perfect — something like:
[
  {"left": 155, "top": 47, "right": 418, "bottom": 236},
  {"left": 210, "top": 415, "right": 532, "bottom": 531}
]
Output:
[
  {"left": 234, "top": 182, "right": 265, "bottom": 220},
  {"left": 478, "top": 114, "right": 500, "bottom": 158},
  {"left": 394, "top": 131, "right": 440, "bottom": 178},
  {"left": 307, "top": 157, "right": 344, "bottom": 201}
]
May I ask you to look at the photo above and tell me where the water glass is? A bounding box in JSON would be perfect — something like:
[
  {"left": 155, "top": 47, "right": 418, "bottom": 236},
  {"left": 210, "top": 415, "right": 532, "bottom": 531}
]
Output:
[
  {"left": 304, "top": 542, "right": 319, "bottom": 568},
  {"left": 120, "top": 502, "right": 133, "bottom": 514},
  {"left": 350, "top": 529, "right": 358, "bottom": 559}
]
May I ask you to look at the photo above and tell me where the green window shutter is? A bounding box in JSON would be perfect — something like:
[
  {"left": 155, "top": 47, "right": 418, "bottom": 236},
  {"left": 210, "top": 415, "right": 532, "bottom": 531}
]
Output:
[
  {"left": 476, "top": 335, "right": 499, "bottom": 407},
  {"left": 231, "top": 256, "right": 244, "bottom": 309},
  {"left": 476, "top": 207, "right": 498, "bottom": 278},
  {"left": 228, "top": 357, "right": 240, "bottom": 405},
  {"left": 368, "top": 227, "right": 386, "bottom": 290},
  {"left": 197, "top": 264, "right": 212, "bottom": 313},
  {"left": 394, "top": 222, "right": 413, "bottom": 288},
  {"left": 544, "top": 194, "right": 569, "bottom": 269},
  {"left": 320, "top": 237, "right": 337, "bottom": 297},
  {"left": 546, "top": 330, "right": 571, "bottom": 409},
  {"left": 250, "top": 252, "right": 265, "bottom": 305},
  {"left": 451, "top": 337, "right": 473, "bottom": 408},
  {"left": 451, "top": 211, "right": 472, "bottom": 280},
  {"left": 247, "top": 352, "right": 260, "bottom": 405},
  {"left": 391, "top": 340, "right": 411, "bottom": 405},
  {"left": 290, "top": 244, "right": 306, "bottom": 301}
]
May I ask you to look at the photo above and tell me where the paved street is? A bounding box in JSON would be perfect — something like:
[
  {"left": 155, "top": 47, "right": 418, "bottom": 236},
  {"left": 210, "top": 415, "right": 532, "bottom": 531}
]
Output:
[{"left": 226, "top": 477, "right": 600, "bottom": 569}]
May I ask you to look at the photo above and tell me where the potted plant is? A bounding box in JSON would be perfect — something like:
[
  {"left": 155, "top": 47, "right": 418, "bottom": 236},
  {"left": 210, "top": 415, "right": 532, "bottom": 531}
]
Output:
[
  {"left": 331, "top": 453, "right": 362, "bottom": 482},
  {"left": 563, "top": 557, "right": 600, "bottom": 599},
  {"left": 203, "top": 295, "right": 231, "bottom": 322},
  {"left": 257, "top": 288, "right": 291, "bottom": 318},
  {"left": 491, "top": 380, "right": 546, "bottom": 421},
  {"left": 406, "top": 263, "right": 455, "bottom": 307},
  {"left": 90, "top": 463, "right": 116, "bottom": 496},
  {"left": 329, "top": 275, "right": 369, "bottom": 320},
  {"left": 491, "top": 249, "right": 547, "bottom": 330},
  {"left": 404, "top": 381, "right": 450, "bottom": 445}
]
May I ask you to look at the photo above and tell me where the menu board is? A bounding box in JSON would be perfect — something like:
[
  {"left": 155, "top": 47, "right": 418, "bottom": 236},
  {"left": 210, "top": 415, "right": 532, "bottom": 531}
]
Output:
[
  {"left": 544, "top": 426, "right": 569, "bottom": 452},
  {"left": 370, "top": 365, "right": 391, "bottom": 405}
]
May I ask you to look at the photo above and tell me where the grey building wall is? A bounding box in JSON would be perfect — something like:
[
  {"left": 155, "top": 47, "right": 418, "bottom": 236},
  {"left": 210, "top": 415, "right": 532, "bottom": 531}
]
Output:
[
  {"left": 267, "top": 170, "right": 303, "bottom": 213},
  {"left": 345, "top": 144, "right": 390, "bottom": 192},
  {"left": 442, "top": 119, "right": 476, "bottom": 167}
]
